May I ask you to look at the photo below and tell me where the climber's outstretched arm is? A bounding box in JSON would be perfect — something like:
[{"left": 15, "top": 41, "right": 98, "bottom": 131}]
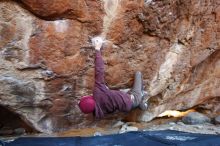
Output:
[
  {"left": 95, "top": 50, "right": 105, "bottom": 85},
  {"left": 92, "top": 37, "right": 105, "bottom": 85}
]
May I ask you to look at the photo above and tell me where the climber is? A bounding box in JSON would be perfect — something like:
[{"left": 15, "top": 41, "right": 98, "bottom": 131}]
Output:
[{"left": 78, "top": 37, "right": 148, "bottom": 118}]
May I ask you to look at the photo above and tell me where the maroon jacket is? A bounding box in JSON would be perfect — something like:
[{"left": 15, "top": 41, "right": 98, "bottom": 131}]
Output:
[{"left": 93, "top": 51, "right": 132, "bottom": 118}]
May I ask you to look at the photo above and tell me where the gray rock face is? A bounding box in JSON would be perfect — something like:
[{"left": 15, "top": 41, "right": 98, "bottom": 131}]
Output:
[
  {"left": 182, "top": 112, "right": 211, "bottom": 125},
  {"left": 214, "top": 116, "right": 220, "bottom": 125}
]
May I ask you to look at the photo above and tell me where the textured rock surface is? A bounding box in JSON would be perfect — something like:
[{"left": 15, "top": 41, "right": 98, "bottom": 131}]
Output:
[
  {"left": 119, "top": 124, "right": 138, "bottom": 134},
  {"left": 0, "top": 0, "right": 219, "bottom": 133},
  {"left": 214, "top": 116, "right": 220, "bottom": 124},
  {"left": 182, "top": 112, "right": 211, "bottom": 125}
]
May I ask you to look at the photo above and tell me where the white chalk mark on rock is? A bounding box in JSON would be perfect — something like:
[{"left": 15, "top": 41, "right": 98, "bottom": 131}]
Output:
[
  {"left": 149, "top": 43, "right": 184, "bottom": 96},
  {"left": 102, "top": 0, "right": 120, "bottom": 37},
  {"left": 54, "top": 20, "right": 69, "bottom": 33},
  {"left": 145, "top": 0, "right": 153, "bottom": 5}
]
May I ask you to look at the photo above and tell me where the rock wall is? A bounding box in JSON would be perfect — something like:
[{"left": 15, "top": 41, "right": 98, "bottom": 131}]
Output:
[{"left": 0, "top": 0, "right": 219, "bottom": 133}]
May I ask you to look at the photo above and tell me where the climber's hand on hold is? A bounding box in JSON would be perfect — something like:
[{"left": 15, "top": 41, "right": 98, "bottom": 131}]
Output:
[{"left": 92, "top": 36, "right": 104, "bottom": 51}]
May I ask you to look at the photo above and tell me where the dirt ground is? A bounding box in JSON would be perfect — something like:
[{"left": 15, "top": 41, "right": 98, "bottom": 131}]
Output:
[
  {"left": 57, "top": 117, "right": 220, "bottom": 137},
  {"left": 1, "top": 117, "right": 220, "bottom": 143}
]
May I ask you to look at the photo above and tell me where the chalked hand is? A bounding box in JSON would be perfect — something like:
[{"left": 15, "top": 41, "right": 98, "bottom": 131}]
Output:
[{"left": 92, "top": 36, "right": 104, "bottom": 51}]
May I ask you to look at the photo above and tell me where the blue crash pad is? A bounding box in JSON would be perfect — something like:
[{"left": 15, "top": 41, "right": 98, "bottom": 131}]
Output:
[{"left": 1, "top": 130, "right": 220, "bottom": 146}]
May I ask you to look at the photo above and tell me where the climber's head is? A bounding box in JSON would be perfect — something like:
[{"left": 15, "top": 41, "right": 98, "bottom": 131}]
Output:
[{"left": 78, "top": 95, "right": 95, "bottom": 114}]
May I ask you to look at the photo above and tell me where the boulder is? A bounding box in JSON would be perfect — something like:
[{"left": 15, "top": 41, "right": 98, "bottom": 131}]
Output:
[
  {"left": 112, "top": 121, "right": 125, "bottom": 128},
  {"left": 182, "top": 112, "right": 211, "bottom": 125},
  {"left": 119, "top": 124, "right": 138, "bottom": 134},
  {"left": 214, "top": 116, "right": 220, "bottom": 125},
  {"left": 14, "top": 128, "right": 26, "bottom": 135},
  {"left": 0, "top": 0, "right": 219, "bottom": 133}
]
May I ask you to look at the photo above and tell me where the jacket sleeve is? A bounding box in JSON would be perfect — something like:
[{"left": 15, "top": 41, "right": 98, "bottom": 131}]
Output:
[
  {"left": 93, "top": 104, "right": 104, "bottom": 119},
  {"left": 95, "top": 50, "right": 105, "bottom": 85}
]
